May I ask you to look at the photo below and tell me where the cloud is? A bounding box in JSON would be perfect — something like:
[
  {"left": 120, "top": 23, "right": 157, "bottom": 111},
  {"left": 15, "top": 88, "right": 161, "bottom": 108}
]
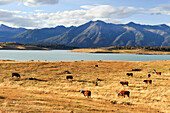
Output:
[
  {"left": 22, "top": 0, "right": 59, "bottom": 6},
  {"left": 148, "top": 4, "right": 170, "bottom": 15},
  {"left": 0, "top": 9, "right": 40, "bottom": 28},
  {"left": 0, "top": 0, "right": 59, "bottom": 6},
  {"left": 0, "top": 5, "right": 169, "bottom": 28},
  {"left": 32, "top": 5, "right": 142, "bottom": 27},
  {"left": 0, "top": 0, "right": 15, "bottom": 5}
]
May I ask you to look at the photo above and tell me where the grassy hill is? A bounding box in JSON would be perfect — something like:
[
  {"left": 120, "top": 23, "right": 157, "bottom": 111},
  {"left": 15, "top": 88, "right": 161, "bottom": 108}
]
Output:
[
  {"left": 0, "top": 42, "right": 77, "bottom": 50},
  {"left": 0, "top": 60, "right": 169, "bottom": 112}
]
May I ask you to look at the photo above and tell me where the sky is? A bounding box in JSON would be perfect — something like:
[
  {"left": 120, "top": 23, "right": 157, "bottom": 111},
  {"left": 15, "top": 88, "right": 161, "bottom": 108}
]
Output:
[{"left": 0, "top": 0, "right": 169, "bottom": 29}]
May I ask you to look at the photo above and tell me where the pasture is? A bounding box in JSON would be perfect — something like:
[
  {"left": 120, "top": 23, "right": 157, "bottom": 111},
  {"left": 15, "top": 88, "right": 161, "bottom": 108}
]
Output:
[{"left": 0, "top": 60, "right": 169, "bottom": 112}]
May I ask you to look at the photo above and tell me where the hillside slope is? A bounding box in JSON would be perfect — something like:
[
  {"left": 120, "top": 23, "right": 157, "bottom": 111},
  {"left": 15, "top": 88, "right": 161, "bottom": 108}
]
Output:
[{"left": 43, "top": 21, "right": 170, "bottom": 47}]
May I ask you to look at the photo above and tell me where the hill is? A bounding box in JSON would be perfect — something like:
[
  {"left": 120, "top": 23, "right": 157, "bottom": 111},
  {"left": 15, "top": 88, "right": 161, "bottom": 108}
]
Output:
[
  {"left": 10, "top": 26, "right": 74, "bottom": 43},
  {"left": 0, "top": 24, "right": 27, "bottom": 42},
  {"left": 0, "top": 42, "right": 77, "bottom": 50}
]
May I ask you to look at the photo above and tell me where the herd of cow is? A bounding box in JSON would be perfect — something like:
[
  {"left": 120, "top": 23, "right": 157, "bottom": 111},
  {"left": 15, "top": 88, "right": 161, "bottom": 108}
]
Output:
[
  {"left": 12, "top": 67, "right": 161, "bottom": 98},
  {"left": 65, "top": 68, "right": 162, "bottom": 98}
]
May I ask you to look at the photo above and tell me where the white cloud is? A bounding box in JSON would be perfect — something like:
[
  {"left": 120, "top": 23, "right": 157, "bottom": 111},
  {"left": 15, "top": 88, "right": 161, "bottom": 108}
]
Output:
[
  {"left": 0, "top": 5, "right": 169, "bottom": 28},
  {"left": 0, "top": 0, "right": 59, "bottom": 6},
  {"left": 31, "top": 5, "right": 142, "bottom": 27},
  {"left": 0, "top": 9, "right": 40, "bottom": 28},
  {"left": 22, "top": 0, "right": 59, "bottom": 6},
  {"left": 148, "top": 4, "right": 170, "bottom": 15},
  {"left": 0, "top": 0, "right": 15, "bottom": 5}
]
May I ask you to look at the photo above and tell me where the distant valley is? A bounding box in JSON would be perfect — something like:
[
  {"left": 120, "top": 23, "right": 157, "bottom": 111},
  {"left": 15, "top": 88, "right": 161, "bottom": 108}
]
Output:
[{"left": 0, "top": 20, "right": 170, "bottom": 47}]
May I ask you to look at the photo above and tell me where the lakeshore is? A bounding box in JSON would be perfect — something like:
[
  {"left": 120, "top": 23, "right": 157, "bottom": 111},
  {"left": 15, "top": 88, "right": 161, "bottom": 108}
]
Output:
[{"left": 70, "top": 48, "right": 170, "bottom": 55}]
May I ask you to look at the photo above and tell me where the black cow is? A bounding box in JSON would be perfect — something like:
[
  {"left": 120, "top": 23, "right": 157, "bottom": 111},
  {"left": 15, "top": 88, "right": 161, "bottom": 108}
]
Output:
[
  {"left": 148, "top": 74, "right": 151, "bottom": 78},
  {"left": 95, "top": 65, "right": 98, "bottom": 67},
  {"left": 12, "top": 73, "right": 21, "bottom": 78},
  {"left": 126, "top": 73, "right": 133, "bottom": 77},
  {"left": 66, "top": 75, "right": 73, "bottom": 80}
]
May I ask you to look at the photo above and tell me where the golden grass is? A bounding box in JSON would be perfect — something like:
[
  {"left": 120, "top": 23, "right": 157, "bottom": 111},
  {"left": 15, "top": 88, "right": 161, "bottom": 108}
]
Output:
[
  {"left": 70, "top": 48, "right": 170, "bottom": 55},
  {"left": 0, "top": 60, "right": 169, "bottom": 112}
]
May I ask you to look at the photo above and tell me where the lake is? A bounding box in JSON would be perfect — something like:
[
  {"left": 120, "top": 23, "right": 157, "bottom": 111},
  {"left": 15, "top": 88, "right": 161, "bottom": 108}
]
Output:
[{"left": 0, "top": 50, "right": 169, "bottom": 61}]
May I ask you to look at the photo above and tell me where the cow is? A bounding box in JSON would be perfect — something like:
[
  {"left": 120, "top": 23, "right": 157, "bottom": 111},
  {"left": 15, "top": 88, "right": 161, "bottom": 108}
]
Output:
[
  {"left": 12, "top": 73, "right": 21, "bottom": 78},
  {"left": 95, "top": 65, "right": 98, "bottom": 67},
  {"left": 148, "top": 74, "right": 151, "bottom": 78},
  {"left": 120, "top": 81, "right": 128, "bottom": 86},
  {"left": 80, "top": 90, "right": 91, "bottom": 98},
  {"left": 118, "top": 91, "right": 130, "bottom": 98},
  {"left": 156, "top": 72, "right": 161, "bottom": 75},
  {"left": 143, "top": 80, "right": 152, "bottom": 84},
  {"left": 153, "top": 69, "right": 161, "bottom": 75},
  {"left": 97, "top": 78, "right": 103, "bottom": 81},
  {"left": 66, "top": 75, "right": 73, "bottom": 80},
  {"left": 132, "top": 69, "right": 142, "bottom": 71},
  {"left": 126, "top": 73, "right": 133, "bottom": 77}
]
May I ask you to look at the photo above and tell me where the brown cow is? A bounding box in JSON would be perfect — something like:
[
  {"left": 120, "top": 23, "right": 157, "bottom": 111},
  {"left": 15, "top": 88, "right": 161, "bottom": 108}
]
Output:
[
  {"left": 153, "top": 69, "right": 161, "bottom": 75},
  {"left": 118, "top": 91, "right": 130, "bottom": 97},
  {"left": 156, "top": 72, "right": 161, "bottom": 75},
  {"left": 126, "top": 73, "right": 133, "bottom": 77},
  {"left": 120, "top": 81, "right": 128, "bottom": 86},
  {"left": 143, "top": 80, "right": 152, "bottom": 84},
  {"left": 80, "top": 90, "right": 91, "bottom": 98}
]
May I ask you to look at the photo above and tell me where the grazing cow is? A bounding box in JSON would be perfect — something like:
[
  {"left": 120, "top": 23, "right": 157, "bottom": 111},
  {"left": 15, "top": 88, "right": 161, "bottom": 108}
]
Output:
[
  {"left": 80, "top": 90, "right": 91, "bottom": 98},
  {"left": 120, "top": 81, "right": 128, "bottom": 86},
  {"left": 156, "top": 72, "right": 161, "bottom": 75},
  {"left": 132, "top": 69, "right": 142, "bottom": 71},
  {"left": 143, "top": 80, "right": 152, "bottom": 84},
  {"left": 148, "top": 74, "right": 151, "bottom": 78},
  {"left": 153, "top": 69, "right": 161, "bottom": 75},
  {"left": 126, "top": 73, "right": 133, "bottom": 77},
  {"left": 97, "top": 78, "right": 103, "bottom": 81},
  {"left": 95, "top": 65, "right": 98, "bottom": 67},
  {"left": 66, "top": 75, "right": 73, "bottom": 80},
  {"left": 118, "top": 91, "right": 130, "bottom": 98},
  {"left": 12, "top": 73, "right": 21, "bottom": 78}
]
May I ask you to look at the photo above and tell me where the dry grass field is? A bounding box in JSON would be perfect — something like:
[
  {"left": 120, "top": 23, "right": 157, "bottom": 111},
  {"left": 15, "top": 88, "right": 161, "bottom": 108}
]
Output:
[
  {"left": 71, "top": 48, "right": 170, "bottom": 55},
  {"left": 0, "top": 60, "right": 169, "bottom": 112}
]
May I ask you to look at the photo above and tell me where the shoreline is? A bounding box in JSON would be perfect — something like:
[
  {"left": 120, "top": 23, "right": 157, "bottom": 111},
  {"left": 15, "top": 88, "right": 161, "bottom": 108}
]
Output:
[{"left": 70, "top": 48, "right": 170, "bottom": 55}]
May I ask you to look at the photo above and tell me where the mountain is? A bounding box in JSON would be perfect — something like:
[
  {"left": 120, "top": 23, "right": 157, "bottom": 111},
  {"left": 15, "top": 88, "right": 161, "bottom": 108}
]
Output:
[
  {"left": 0, "top": 24, "right": 27, "bottom": 42},
  {"left": 1, "top": 21, "right": 170, "bottom": 47},
  {"left": 41, "top": 21, "right": 170, "bottom": 47},
  {"left": 10, "top": 26, "right": 74, "bottom": 43}
]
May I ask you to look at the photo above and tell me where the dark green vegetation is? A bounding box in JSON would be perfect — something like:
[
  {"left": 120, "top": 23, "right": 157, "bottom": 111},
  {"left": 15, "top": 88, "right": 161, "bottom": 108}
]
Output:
[
  {"left": 0, "top": 21, "right": 170, "bottom": 47},
  {"left": 0, "top": 42, "right": 77, "bottom": 50}
]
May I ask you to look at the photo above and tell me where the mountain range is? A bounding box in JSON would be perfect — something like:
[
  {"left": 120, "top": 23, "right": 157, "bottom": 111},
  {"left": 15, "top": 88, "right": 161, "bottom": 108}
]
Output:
[{"left": 0, "top": 21, "right": 170, "bottom": 47}]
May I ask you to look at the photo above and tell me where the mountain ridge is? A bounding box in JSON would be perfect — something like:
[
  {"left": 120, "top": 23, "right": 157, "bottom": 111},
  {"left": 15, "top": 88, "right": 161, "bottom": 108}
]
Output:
[{"left": 0, "top": 21, "right": 170, "bottom": 47}]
